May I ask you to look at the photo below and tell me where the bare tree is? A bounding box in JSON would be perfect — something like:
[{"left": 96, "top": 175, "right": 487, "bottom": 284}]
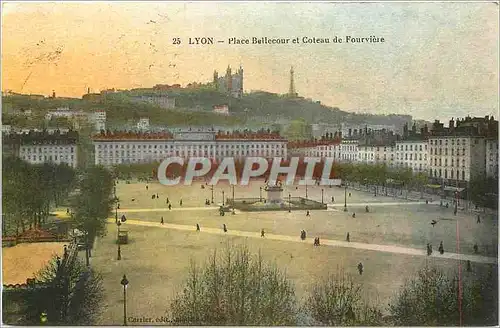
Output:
[
  {"left": 169, "top": 244, "right": 298, "bottom": 325},
  {"left": 304, "top": 269, "right": 383, "bottom": 326}
]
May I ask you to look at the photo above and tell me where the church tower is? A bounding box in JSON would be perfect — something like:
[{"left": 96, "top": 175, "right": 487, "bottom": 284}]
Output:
[
  {"left": 213, "top": 70, "right": 219, "bottom": 89},
  {"left": 288, "top": 66, "right": 297, "bottom": 97},
  {"left": 226, "top": 65, "right": 232, "bottom": 92},
  {"left": 238, "top": 65, "right": 244, "bottom": 96}
]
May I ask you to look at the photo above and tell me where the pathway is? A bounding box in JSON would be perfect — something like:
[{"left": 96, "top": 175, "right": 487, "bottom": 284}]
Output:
[{"left": 109, "top": 218, "right": 497, "bottom": 265}]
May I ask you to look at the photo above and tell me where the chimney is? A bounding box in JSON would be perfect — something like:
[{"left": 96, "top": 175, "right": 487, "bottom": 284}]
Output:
[{"left": 449, "top": 118, "right": 455, "bottom": 129}]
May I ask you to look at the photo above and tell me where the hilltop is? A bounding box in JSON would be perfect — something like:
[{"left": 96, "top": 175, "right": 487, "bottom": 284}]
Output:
[{"left": 2, "top": 88, "right": 413, "bottom": 129}]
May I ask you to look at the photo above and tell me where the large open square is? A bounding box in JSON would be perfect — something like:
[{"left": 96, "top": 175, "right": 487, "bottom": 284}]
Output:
[{"left": 88, "top": 180, "right": 498, "bottom": 325}]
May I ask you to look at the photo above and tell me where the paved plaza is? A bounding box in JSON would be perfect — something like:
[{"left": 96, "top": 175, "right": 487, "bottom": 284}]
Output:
[{"left": 89, "top": 180, "right": 497, "bottom": 325}]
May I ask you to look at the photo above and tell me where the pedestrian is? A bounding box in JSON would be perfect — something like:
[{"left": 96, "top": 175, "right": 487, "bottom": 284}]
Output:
[
  {"left": 168, "top": 204, "right": 172, "bottom": 210},
  {"left": 261, "top": 229, "right": 265, "bottom": 237},
  {"left": 196, "top": 223, "right": 200, "bottom": 231},
  {"left": 426, "top": 199, "right": 429, "bottom": 204},
  {"left": 156, "top": 193, "right": 159, "bottom": 198},
  {"left": 306, "top": 210, "right": 310, "bottom": 217},
  {"left": 346, "top": 232, "right": 350, "bottom": 242},
  {"left": 117, "top": 244, "right": 121, "bottom": 260},
  {"left": 146, "top": 185, "right": 148, "bottom": 191},
  {"left": 66, "top": 208, "right": 70, "bottom": 214},
  {"left": 352, "top": 213, "right": 356, "bottom": 218},
  {"left": 349, "top": 192, "right": 351, "bottom": 197},
  {"left": 167, "top": 197, "right": 170, "bottom": 204},
  {"left": 473, "top": 243, "right": 478, "bottom": 254},
  {"left": 223, "top": 224, "right": 227, "bottom": 233},
  {"left": 180, "top": 199, "right": 183, "bottom": 206},
  {"left": 477, "top": 215, "right": 481, "bottom": 224},
  {"left": 331, "top": 196, "right": 334, "bottom": 202},
  {"left": 467, "top": 260, "right": 472, "bottom": 272},
  {"left": 439, "top": 241, "right": 444, "bottom": 254},
  {"left": 357, "top": 262, "right": 363, "bottom": 275},
  {"left": 365, "top": 205, "right": 369, "bottom": 213},
  {"left": 300, "top": 230, "right": 306, "bottom": 240},
  {"left": 160, "top": 216, "right": 164, "bottom": 225},
  {"left": 426, "top": 243, "right": 432, "bottom": 256}
]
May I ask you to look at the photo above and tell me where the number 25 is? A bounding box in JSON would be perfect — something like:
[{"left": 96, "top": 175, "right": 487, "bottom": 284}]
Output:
[{"left": 172, "top": 38, "right": 181, "bottom": 45}]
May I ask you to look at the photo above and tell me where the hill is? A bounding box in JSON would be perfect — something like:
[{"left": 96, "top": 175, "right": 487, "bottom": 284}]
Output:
[{"left": 2, "top": 89, "right": 413, "bottom": 129}]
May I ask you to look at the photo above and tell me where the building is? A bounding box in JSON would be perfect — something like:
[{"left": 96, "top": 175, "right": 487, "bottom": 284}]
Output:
[
  {"left": 2, "top": 125, "right": 12, "bottom": 133},
  {"left": 311, "top": 123, "right": 341, "bottom": 139},
  {"left": 137, "top": 118, "right": 150, "bottom": 131},
  {"left": 340, "top": 139, "right": 359, "bottom": 162},
  {"left": 91, "top": 110, "right": 107, "bottom": 132},
  {"left": 486, "top": 139, "right": 498, "bottom": 178},
  {"left": 213, "top": 105, "right": 229, "bottom": 115},
  {"left": 92, "top": 129, "right": 287, "bottom": 166},
  {"left": 341, "top": 123, "right": 397, "bottom": 138},
  {"left": 132, "top": 95, "right": 176, "bottom": 109},
  {"left": 395, "top": 140, "right": 429, "bottom": 173},
  {"left": 428, "top": 116, "right": 498, "bottom": 184},
  {"left": 4, "top": 130, "right": 79, "bottom": 168},
  {"left": 213, "top": 65, "right": 243, "bottom": 98},
  {"left": 44, "top": 108, "right": 87, "bottom": 120}
]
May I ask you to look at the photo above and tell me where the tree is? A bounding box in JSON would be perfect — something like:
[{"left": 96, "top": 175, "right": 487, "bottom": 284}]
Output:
[
  {"left": 169, "top": 244, "right": 298, "bottom": 325},
  {"left": 305, "top": 270, "right": 384, "bottom": 326},
  {"left": 72, "top": 166, "right": 114, "bottom": 263},
  {"left": 389, "top": 265, "right": 498, "bottom": 326},
  {"left": 469, "top": 176, "right": 498, "bottom": 209},
  {"left": 34, "top": 255, "right": 104, "bottom": 325}
]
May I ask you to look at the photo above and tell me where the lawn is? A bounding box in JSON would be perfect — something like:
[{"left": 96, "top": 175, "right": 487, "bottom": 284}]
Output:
[{"left": 87, "top": 180, "right": 497, "bottom": 325}]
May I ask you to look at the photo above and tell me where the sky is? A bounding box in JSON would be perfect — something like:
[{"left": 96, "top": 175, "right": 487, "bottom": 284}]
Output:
[{"left": 1, "top": 2, "right": 498, "bottom": 121}]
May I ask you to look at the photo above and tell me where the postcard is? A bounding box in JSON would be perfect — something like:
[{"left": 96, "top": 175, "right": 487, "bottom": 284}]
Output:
[{"left": 1, "top": 1, "right": 498, "bottom": 326}]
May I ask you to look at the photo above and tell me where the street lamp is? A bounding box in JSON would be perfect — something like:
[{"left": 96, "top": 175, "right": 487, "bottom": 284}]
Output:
[
  {"left": 222, "top": 190, "right": 225, "bottom": 206},
  {"left": 321, "top": 188, "right": 324, "bottom": 204},
  {"left": 210, "top": 185, "right": 214, "bottom": 204},
  {"left": 120, "top": 275, "right": 129, "bottom": 326},
  {"left": 288, "top": 193, "right": 291, "bottom": 213},
  {"left": 232, "top": 185, "right": 236, "bottom": 214},
  {"left": 344, "top": 182, "right": 348, "bottom": 212},
  {"left": 305, "top": 182, "right": 308, "bottom": 200},
  {"left": 259, "top": 187, "right": 262, "bottom": 202}
]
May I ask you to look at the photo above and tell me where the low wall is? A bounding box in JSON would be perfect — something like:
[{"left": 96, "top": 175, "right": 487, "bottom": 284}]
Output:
[{"left": 229, "top": 197, "right": 327, "bottom": 212}]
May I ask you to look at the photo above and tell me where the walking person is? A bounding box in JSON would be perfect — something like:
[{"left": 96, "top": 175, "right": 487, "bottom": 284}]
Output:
[
  {"left": 160, "top": 216, "right": 164, "bottom": 225},
  {"left": 439, "top": 241, "right": 444, "bottom": 254},
  {"left": 357, "top": 262, "right": 363, "bottom": 275},
  {"left": 180, "top": 199, "right": 183, "bottom": 206},
  {"left": 196, "top": 223, "right": 200, "bottom": 232},
  {"left": 331, "top": 196, "right": 335, "bottom": 202},
  {"left": 166, "top": 197, "right": 170, "bottom": 204},
  {"left": 146, "top": 185, "right": 148, "bottom": 191},
  {"left": 223, "top": 224, "right": 227, "bottom": 233},
  {"left": 473, "top": 243, "right": 478, "bottom": 254},
  {"left": 261, "top": 229, "right": 265, "bottom": 238},
  {"left": 466, "top": 260, "right": 472, "bottom": 272},
  {"left": 346, "top": 232, "right": 350, "bottom": 242},
  {"left": 306, "top": 210, "right": 310, "bottom": 217},
  {"left": 168, "top": 204, "right": 172, "bottom": 210},
  {"left": 477, "top": 215, "right": 481, "bottom": 224}
]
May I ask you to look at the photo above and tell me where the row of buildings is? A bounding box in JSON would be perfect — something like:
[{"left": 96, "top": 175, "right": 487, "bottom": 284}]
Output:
[{"left": 3, "top": 116, "right": 498, "bottom": 186}]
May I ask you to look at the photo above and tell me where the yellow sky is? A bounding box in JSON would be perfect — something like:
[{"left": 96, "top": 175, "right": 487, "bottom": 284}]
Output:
[{"left": 2, "top": 2, "right": 498, "bottom": 121}]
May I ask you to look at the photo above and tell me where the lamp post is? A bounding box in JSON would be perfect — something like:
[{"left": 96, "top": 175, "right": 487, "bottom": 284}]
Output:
[
  {"left": 120, "top": 275, "right": 129, "bottom": 326},
  {"left": 232, "top": 184, "right": 236, "bottom": 215},
  {"left": 222, "top": 191, "right": 225, "bottom": 206},
  {"left": 210, "top": 185, "right": 214, "bottom": 204},
  {"left": 321, "top": 188, "right": 324, "bottom": 204},
  {"left": 259, "top": 187, "right": 262, "bottom": 202},
  {"left": 344, "top": 182, "right": 348, "bottom": 212},
  {"left": 305, "top": 182, "right": 308, "bottom": 200},
  {"left": 288, "top": 193, "right": 291, "bottom": 213}
]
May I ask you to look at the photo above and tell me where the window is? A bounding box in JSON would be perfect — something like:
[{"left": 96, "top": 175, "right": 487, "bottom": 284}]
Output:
[
  {"left": 462, "top": 171, "right": 465, "bottom": 180},
  {"left": 444, "top": 170, "right": 448, "bottom": 179}
]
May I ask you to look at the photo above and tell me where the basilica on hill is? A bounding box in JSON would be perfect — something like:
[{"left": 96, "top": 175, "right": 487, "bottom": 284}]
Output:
[{"left": 213, "top": 65, "right": 244, "bottom": 98}]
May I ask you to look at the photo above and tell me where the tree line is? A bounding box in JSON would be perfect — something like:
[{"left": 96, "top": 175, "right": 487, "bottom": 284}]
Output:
[
  {"left": 2, "top": 156, "right": 76, "bottom": 235},
  {"left": 169, "top": 244, "right": 497, "bottom": 326}
]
